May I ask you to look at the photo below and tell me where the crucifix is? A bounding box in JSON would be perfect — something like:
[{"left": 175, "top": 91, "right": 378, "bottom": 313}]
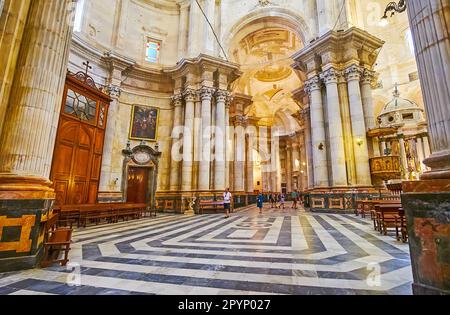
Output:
[{"left": 83, "top": 61, "right": 92, "bottom": 75}]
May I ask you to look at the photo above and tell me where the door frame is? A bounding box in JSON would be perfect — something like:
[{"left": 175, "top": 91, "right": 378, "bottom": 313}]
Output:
[{"left": 121, "top": 143, "right": 161, "bottom": 210}]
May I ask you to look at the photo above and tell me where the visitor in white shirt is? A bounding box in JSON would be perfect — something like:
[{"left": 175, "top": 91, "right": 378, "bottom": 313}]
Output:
[{"left": 223, "top": 188, "right": 232, "bottom": 219}]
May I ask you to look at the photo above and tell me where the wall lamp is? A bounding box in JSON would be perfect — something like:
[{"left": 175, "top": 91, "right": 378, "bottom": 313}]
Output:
[{"left": 380, "top": 0, "right": 407, "bottom": 26}]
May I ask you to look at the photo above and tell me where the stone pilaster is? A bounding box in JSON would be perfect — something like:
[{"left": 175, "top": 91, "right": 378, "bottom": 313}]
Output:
[
  {"left": 320, "top": 68, "right": 347, "bottom": 187},
  {"left": 345, "top": 65, "right": 372, "bottom": 186},
  {"left": 285, "top": 143, "right": 293, "bottom": 192},
  {"left": 305, "top": 76, "right": 329, "bottom": 188},
  {"left": 233, "top": 115, "right": 246, "bottom": 192},
  {"left": 0, "top": 0, "right": 74, "bottom": 272},
  {"left": 301, "top": 108, "right": 314, "bottom": 190}
]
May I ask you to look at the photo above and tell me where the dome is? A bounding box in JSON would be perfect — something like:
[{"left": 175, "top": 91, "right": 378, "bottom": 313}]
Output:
[{"left": 378, "top": 84, "right": 425, "bottom": 128}]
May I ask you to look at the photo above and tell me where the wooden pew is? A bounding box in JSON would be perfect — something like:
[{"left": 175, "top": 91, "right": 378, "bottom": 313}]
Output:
[
  {"left": 199, "top": 200, "right": 224, "bottom": 215},
  {"left": 395, "top": 210, "right": 408, "bottom": 243},
  {"left": 375, "top": 204, "right": 403, "bottom": 236},
  {"left": 41, "top": 214, "right": 73, "bottom": 268}
]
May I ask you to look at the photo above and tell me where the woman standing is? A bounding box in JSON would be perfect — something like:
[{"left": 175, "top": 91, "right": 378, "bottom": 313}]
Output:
[{"left": 257, "top": 192, "right": 264, "bottom": 215}]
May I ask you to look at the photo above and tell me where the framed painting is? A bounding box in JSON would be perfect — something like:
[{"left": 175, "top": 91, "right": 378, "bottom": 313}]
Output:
[{"left": 129, "top": 105, "right": 160, "bottom": 141}]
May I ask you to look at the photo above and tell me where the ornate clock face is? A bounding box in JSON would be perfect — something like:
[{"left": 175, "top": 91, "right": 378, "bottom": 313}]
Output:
[{"left": 134, "top": 151, "right": 151, "bottom": 165}]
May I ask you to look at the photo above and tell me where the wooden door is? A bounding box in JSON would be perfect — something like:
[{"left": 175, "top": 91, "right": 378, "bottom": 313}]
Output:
[
  {"left": 127, "top": 167, "right": 149, "bottom": 204},
  {"left": 51, "top": 72, "right": 111, "bottom": 206}
]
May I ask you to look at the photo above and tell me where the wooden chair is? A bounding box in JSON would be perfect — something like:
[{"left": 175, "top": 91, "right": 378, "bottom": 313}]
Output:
[{"left": 41, "top": 214, "right": 73, "bottom": 268}]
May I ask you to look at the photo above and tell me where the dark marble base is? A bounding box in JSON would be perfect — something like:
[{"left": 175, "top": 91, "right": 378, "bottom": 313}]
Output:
[
  {"left": 0, "top": 198, "right": 53, "bottom": 272},
  {"left": 402, "top": 191, "right": 450, "bottom": 296}
]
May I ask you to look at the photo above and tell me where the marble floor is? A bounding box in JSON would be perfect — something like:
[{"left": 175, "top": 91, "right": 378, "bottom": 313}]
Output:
[{"left": 0, "top": 207, "right": 413, "bottom": 295}]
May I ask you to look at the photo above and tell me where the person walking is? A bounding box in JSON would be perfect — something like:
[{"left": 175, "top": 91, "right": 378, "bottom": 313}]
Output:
[
  {"left": 223, "top": 188, "right": 232, "bottom": 218},
  {"left": 279, "top": 193, "right": 286, "bottom": 209},
  {"left": 257, "top": 191, "right": 264, "bottom": 215},
  {"left": 291, "top": 190, "right": 299, "bottom": 209}
]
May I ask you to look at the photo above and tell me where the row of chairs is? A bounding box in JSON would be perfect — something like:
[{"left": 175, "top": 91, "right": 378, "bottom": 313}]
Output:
[
  {"left": 54, "top": 203, "right": 149, "bottom": 228},
  {"left": 356, "top": 198, "right": 408, "bottom": 243}
]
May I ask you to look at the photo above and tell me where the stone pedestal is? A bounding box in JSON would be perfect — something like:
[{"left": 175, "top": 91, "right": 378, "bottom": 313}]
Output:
[{"left": 402, "top": 180, "right": 450, "bottom": 295}]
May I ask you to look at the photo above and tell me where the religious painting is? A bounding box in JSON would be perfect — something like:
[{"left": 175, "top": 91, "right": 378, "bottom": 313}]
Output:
[{"left": 129, "top": 106, "right": 159, "bottom": 141}]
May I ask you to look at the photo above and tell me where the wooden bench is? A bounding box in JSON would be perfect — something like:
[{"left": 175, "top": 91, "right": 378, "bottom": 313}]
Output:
[
  {"left": 41, "top": 214, "right": 73, "bottom": 268},
  {"left": 375, "top": 204, "right": 403, "bottom": 237},
  {"left": 58, "top": 203, "right": 148, "bottom": 228},
  {"left": 199, "top": 200, "right": 224, "bottom": 214},
  {"left": 395, "top": 210, "right": 408, "bottom": 243}
]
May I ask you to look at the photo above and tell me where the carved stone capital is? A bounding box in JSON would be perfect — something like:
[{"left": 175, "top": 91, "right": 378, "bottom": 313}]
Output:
[
  {"left": 200, "top": 87, "right": 215, "bottom": 101},
  {"left": 107, "top": 84, "right": 122, "bottom": 98},
  {"left": 345, "top": 65, "right": 363, "bottom": 81},
  {"left": 183, "top": 88, "right": 197, "bottom": 103},
  {"left": 320, "top": 68, "right": 342, "bottom": 85},
  {"left": 171, "top": 94, "right": 183, "bottom": 107},
  {"left": 215, "top": 90, "right": 230, "bottom": 103},
  {"left": 304, "top": 76, "right": 322, "bottom": 95},
  {"left": 361, "top": 69, "right": 376, "bottom": 85}
]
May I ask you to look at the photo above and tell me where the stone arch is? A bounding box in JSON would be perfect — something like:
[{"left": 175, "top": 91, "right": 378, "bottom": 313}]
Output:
[{"left": 223, "top": 6, "right": 314, "bottom": 59}]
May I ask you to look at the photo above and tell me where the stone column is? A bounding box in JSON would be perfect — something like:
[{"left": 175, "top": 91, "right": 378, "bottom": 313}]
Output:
[
  {"left": 225, "top": 99, "right": 231, "bottom": 189},
  {"left": 0, "top": 0, "right": 32, "bottom": 135},
  {"left": 305, "top": 76, "right": 328, "bottom": 188},
  {"left": 181, "top": 89, "right": 196, "bottom": 191},
  {"left": 423, "top": 135, "right": 432, "bottom": 159},
  {"left": 198, "top": 87, "right": 214, "bottom": 191},
  {"left": 192, "top": 91, "right": 202, "bottom": 191},
  {"left": 0, "top": 0, "right": 74, "bottom": 272},
  {"left": 286, "top": 144, "right": 293, "bottom": 192},
  {"left": 380, "top": 140, "right": 387, "bottom": 156},
  {"left": 416, "top": 137, "right": 426, "bottom": 173},
  {"left": 301, "top": 109, "right": 314, "bottom": 189},
  {"left": 402, "top": 0, "right": 450, "bottom": 295},
  {"left": 233, "top": 116, "right": 245, "bottom": 192},
  {"left": 398, "top": 134, "right": 408, "bottom": 178},
  {"left": 345, "top": 65, "right": 372, "bottom": 186},
  {"left": 407, "top": 0, "right": 450, "bottom": 179},
  {"left": 321, "top": 68, "right": 347, "bottom": 187},
  {"left": 214, "top": 90, "right": 228, "bottom": 191},
  {"left": 246, "top": 131, "right": 255, "bottom": 193},
  {"left": 361, "top": 69, "right": 381, "bottom": 157},
  {"left": 170, "top": 94, "right": 184, "bottom": 191}
]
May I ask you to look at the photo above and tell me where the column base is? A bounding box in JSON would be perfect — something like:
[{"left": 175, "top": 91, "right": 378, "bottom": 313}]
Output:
[
  {"left": 402, "top": 180, "right": 450, "bottom": 295},
  {"left": 0, "top": 175, "right": 56, "bottom": 272}
]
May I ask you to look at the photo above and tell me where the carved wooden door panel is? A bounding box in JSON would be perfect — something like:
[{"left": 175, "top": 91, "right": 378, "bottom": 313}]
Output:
[{"left": 51, "top": 72, "right": 111, "bottom": 206}]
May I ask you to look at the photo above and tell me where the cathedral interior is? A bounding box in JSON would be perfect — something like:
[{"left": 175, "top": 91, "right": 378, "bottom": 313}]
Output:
[{"left": 0, "top": 0, "right": 449, "bottom": 296}]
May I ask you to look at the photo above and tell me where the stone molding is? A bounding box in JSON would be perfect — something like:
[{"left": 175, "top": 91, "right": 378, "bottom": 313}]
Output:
[{"left": 320, "top": 68, "right": 342, "bottom": 85}]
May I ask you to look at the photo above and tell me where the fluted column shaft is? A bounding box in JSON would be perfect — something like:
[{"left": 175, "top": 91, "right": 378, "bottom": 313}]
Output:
[
  {"left": 305, "top": 76, "right": 328, "bottom": 188},
  {"left": 407, "top": 0, "right": 450, "bottom": 179},
  {"left": 0, "top": 0, "right": 74, "bottom": 179},
  {"left": 345, "top": 65, "right": 372, "bottom": 186},
  {"left": 286, "top": 145, "right": 293, "bottom": 192},
  {"left": 246, "top": 132, "right": 255, "bottom": 193},
  {"left": 233, "top": 118, "right": 245, "bottom": 192},
  {"left": 416, "top": 137, "right": 426, "bottom": 173},
  {"left": 170, "top": 95, "right": 184, "bottom": 191},
  {"left": 301, "top": 109, "right": 314, "bottom": 190},
  {"left": 361, "top": 70, "right": 380, "bottom": 158},
  {"left": 398, "top": 135, "right": 408, "bottom": 178},
  {"left": 214, "top": 90, "right": 227, "bottom": 190},
  {"left": 198, "top": 87, "right": 213, "bottom": 191},
  {"left": 181, "top": 90, "right": 196, "bottom": 191},
  {"left": 321, "top": 68, "right": 347, "bottom": 187}
]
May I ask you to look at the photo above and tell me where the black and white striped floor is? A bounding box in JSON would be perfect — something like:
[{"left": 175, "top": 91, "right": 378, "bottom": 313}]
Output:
[{"left": 0, "top": 207, "right": 413, "bottom": 295}]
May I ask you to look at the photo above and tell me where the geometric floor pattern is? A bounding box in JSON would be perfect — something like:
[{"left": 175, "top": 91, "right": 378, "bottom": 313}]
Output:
[{"left": 0, "top": 207, "right": 413, "bottom": 295}]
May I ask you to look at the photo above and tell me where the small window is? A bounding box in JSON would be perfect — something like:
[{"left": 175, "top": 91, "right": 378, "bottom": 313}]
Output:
[
  {"left": 65, "top": 89, "right": 97, "bottom": 122},
  {"left": 145, "top": 39, "right": 161, "bottom": 63},
  {"left": 403, "top": 113, "right": 414, "bottom": 120}
]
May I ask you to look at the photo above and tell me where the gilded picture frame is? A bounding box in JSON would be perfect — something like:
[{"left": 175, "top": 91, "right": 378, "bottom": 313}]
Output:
[{"left": 129, "top": 105, "right": 160, "bottom": 142}]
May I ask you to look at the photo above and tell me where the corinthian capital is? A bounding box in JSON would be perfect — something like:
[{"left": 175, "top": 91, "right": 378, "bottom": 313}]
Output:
[
  {"left": 304, "top": 76, "right": 321, "bottom": 95},
  {"left": 200, "top": 87, "right": 215, "bottom": 101},
  {"left": 107, "top": 84, "right": 122, "bottom": 98},
  {"left": 345, "top": 65, "right": 363, "bottom": 81},
  {"left": 215, "top": 90, "right": 230, "bottom": 103},
  {"left": 361, "top": 69, "right": 376, "bottom": 85},
  {"left": 183, "top": 88, "right": 197, "bottom": 102},
  {"left": 320, "top": 68, "right": 342, "bottom": 85},
  {"left": 171, "top": 94, "right": 183, "bottom": 107}
]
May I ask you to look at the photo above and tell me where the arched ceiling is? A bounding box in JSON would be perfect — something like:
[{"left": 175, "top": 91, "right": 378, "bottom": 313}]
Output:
[{"left": 230, "top": 27, "right": 304, "bottom": 134}]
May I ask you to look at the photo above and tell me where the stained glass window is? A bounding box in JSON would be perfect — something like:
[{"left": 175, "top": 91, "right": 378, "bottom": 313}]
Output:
[
  {"left": 65, "top": 89, "right": 97, "bottom": 122},
  {"left": 145, "top": 39, "right": 161, "bottom": 63}
]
